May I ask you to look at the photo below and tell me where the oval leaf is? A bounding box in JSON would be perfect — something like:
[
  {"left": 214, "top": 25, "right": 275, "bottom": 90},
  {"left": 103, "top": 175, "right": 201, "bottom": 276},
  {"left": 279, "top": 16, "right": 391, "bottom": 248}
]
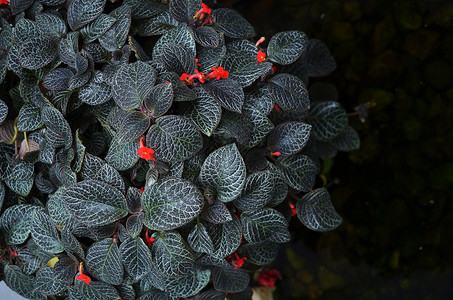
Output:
[
  {"left": 240, "top": 208, "right": 290, "bottom": 243},
  {"left": 276, "top": 155, "right": 319, "bottom": 192},
  {"left": 267, "top": 121, "right": 312, "bottom": 156},
  {"left": 306, "top": 101, "right": 348, "bottom": 141},
  {"left": 267, "top": 31, "right": 307, "bottom": 65},
  {"left": 119, "top": 237, "right": 153, "bottom": 281},
  {"left": 201, "top": 78, "right": 244, "bottom": 113},
  {"left": 268, "top": 73, "right": 310, "bottom": 112},
  {"left": 86, "top": 238, "right": 124, "bottom": 285},
  {"left": 67, "top": 0, "right": 106, "bottom": 31}
]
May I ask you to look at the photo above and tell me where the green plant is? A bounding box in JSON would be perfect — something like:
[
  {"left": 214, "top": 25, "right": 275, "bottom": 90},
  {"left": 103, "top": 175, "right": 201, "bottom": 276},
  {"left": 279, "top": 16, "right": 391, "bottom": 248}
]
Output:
[{"left": 0, "top": 0, "right": 360, "bottom": 299}]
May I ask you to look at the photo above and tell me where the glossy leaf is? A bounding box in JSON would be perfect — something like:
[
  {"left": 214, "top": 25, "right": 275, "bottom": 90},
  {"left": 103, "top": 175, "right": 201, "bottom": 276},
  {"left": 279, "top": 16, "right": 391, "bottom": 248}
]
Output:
[
  {"left": 303, "top": 39, "right": 337, "bottom": 77},
  {"left": 112, "top": 61, "right": 156, "bottom": 110},
  {"left": 34, "top": 266, "right": 69, "bottom": 296},
  {"left": 70, "top": 279, "right": 120, "bottom": 300},
  {"left": 165, "top": 269, "right": 211, "bottom": 298},
  {"left": 244, "top": 85, "right": 273, "bottom": 115},
  {"left": 4, "top": 265, "right": 43, "bottom": 300},
  {"left": 152, "top": 23, "right": 196, "bottom": 61},
  {"left": 118, "top": 111, "right": 150, "bottom": 143},
  {"left": 105, "top": 137, "right": 140, "bottom": 171},
  {"left": 233, "top": 171, "right": 274, "bottom": 211},
  {"left": 193, "top": 26, "right": 220, "bottom": 48},
  {"left": 297, "top": 188, "right": 343, "bottom": 232},
  {"left": 307, "top": 101, "right": 348, "bottom": 141},
  {"left": 136, "top": 11, "right": 178, "bottom": 36},
  {"left": 0, "top": 18, "right": 13, "bottom": 51},
  {"left": 31, "top": 210, "right": 64, "bottom": 253},
  {"left": 61, "top": 228, "right": 85, "bottom": 259},
  {"left": 36, "top": 13, "right": 67, "bottom": 39},
  {"left": 241, "top": 208, "right": 290, "bottom": 243},
  {"left": 157, "top": 71, "right": 197, "bottom": 102},
  {"left": 151, "top": 231, "right": 195, "bottom": 277},
  {"left": 0, "top": 204, "right": 43, "bottom": 245},
  {"left": 201, "top": 200, "right": 232, "bottom": 224},
  {"left": 188, "top": 221, "right": 214, "bottom": 254},
  {"left": 120, "top": 237, "right": 153, "bottom": 281},
  {"left": 184, "top": 87, "right": 222, "bottom": 136},
  {"left": 99, "top": 5, "right": 131, "bottom": 51},
  {"left": 86, "top": 238, "right": 123, "bottom": 285},
  {"left": 267, "top": 162, "right": 288, "bottom": 206},
  {"left": 19, "top": 36, "right": 58, "bottom": 70},
  {"left": 62, "top": 180, "right": 128, "bottom": 226},
  {"left": 212, "top": 8, "right": 255, "bottom": 39},
  {"left": 267, "top": 122, "right": 312, "bottom": 156},
  {"left": 10, "top": 0, "right": 34, "bottom": 15},
  {"left": 201, "top": 78, "right": 244, "bottom": 113},
  {"left": 79, "top": 81, "right": 112, "bottom": 105},
  {"left": 0, "top": 99, "right": 7, "bottom": 125},
  {"left": 221, "top": 53, "right": 271, "bottom": 87},
  {"left": 238, "top": 240, "right": 280, "bottom": 265},
  {"left": 124, "top": 0, "right": 167, "bottom": 19},
  {"left": 81, "top": 13, "right": 116, "bottom": 44},
  {"left": 43, "top": 68, "right": 74, "bottom": 91},
  {"left": 169, "top": 0, "right": 201, "bottom": 24},
  {"left": 268, "top": 73, "right": 310, "bottom": 112},
  {"left": 142, "top": 177, "right": 203, "bottom": 231},
  {"left": 212, "top": 265, "right": 250, "bottom": 293},
  {"left": 199, "top": 143, "right": 246, "bottom": 203},
  {"left": 42, "top": 106, "right": 73, "bottom": 149},
  {"left": 161, "top": 42, "right": 196, "bottom": 74},
  {"left": 126, "top": 213, "right": 144, "bottom": 237},
  {"left": 267, "top": 31, "right": 307, "bottom": 65},
  {"left": 209, "top": 217, "right": 242, "bottom": 258},
  {"left": 146, "top": 115, "right": 203, "bottom": 163},
  {"left": 58, "top": 32, "right": 79, "bottom": 68},
  {"left": 144, "top": 82, "right": 174, "bottom": 118},
  {"left": 67, "top": 0, "right": 106, "bottom": 30},
  {"left": 276, "top": 155, "right": 318, "bottom": 191},
  {"left": 94, "top": 163, "right": 126, "bottom": 194}
]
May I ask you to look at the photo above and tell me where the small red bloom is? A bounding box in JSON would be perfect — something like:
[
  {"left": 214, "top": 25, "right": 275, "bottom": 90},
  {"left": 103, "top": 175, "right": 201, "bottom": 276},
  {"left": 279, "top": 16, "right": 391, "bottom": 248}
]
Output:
[
  {"left": 145, "top": 229, "right": 155, "bottom": 246},
  {"left": 273, "top": 104, "right": 280, "bottom": 112},
  {"left": 10, "top": 249, "right": 17, "bottom": 257},
  {"left": 257, "top": 50, "right": 266, "bottom": 62},
  {"left": 180, "top": 73, "right": 192, "bottom": 85},
  {"left": 289, "top": 202, "right": 297, "bottom": 216},
  {"left": 270, "top": 152, "right": 281, "bottom": 156},
  {"left": 137, "top": 137, "right": 156, "bottom": 161},
  {"left": 140, "top": 187, "right": 145, "bottom": 192},
  {"left": 195, "top": 58, "right": 201, "bottom": 66},
  {"left": 188, "top": 69, "right": 206, "bottom": 83},
  {"left": 194, "top": 3, "right": 212, "bottom": 18},
  {"left": 0, "top": 0, "right": 9, "bottom": 5},
  {"left": 209, "top": 66, "right": 229, "bottom": 80},
  {"left": 76, "top": 263, "right": 91, "bottom": 284},
  {"left": 256, "top": 269, "right": 281, "bottom": 289},
  {"left": 231, "top": 252, "right": 247, "bottom": 269},
  {"left": 272, "top": 65, "right": 277, "bottom": 73}
]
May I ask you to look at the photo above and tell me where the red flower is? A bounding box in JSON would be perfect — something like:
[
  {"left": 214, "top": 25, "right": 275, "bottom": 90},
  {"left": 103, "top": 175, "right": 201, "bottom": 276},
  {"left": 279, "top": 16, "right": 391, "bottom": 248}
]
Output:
[
  {"left": 231, "top": 252, "right": 247, "bottom": 269},
  {"left": 180, "top": 73, "right": 193, "bottom": 85},
  {"left": 273, "top": 103, "right": 280, "bottom": 112},
  {"left": 140, "top": 187, "right": 145, "bottom": 192},
  {"left": 194, "top": 3, "right": 212, "bottom": 18},
  {"left": 0, "top": 0, "right": 9, "bottom": 5},
  {"left": 289, "top": 202, "right": 297, "bottom": 216},
  {"left": 137, "top": 137, "right": 156, "bottom": 161},
  {"left": 257, "top": 50, "right": 266, "bottom": 62},
  {"left": 256, "top": 269, "right": 281, "bottom": 289},
  {"left": 209, "top": 66, "right": 229, "bottom": 80},
  {"left": 145, "top": 229, "right": 155, "bottom": 246},
  {"left": 76, "top": 263, "right": 91, "bottom": 285},
  {"left": 193, "top": 69, "right": 206, "bottom": 83},
  {"left": 270, "top": 152, "right": 281, "bottom": 156}
]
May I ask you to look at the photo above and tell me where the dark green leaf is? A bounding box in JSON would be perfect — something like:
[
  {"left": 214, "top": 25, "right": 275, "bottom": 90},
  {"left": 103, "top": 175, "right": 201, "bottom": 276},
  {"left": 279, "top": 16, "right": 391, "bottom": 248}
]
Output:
[
  {"left": 31, "top": 210, "right": 64, "bottom": 253},
  {"left": 120, "top": 237, "right": 152, "bottom": 281},
  {"left": 201, "top": 200, "right": 232, "bottom": 224},
  {"left": 151, "top": 231, "right": 195, "bottom": 277},
  {"left": 4, "top": 177, "right": 34, "bottom": 196},
  {"left": 124, "top": 0, "right": 167, "bottom": 19},
  {"left": 0, "top": 18, "right": 13, "bottom": 51},
  {"left": 0, "top": 204, "right": 43, "bottom": 245},
  {"left": 0, "top": 99, "right": 8, "bottom": 125},
  {"left": 209, "top": 217, "right": 242, "bottom": 258},
  {"left": 199, "top": 143, "right": 246, "bottom": 203},
  {"left": 61, "top": 228, "right": 85, "bottom": 258},
  {"left": 212, "top": 265, "right": 249, "bottom": 293},
  {"left": 237, "top": 240, "right": 280, "bottom": 265},
  {"left": 165, "top": 269, "right": 211, "bottom": 298},
  {"left": 58, "top": 32, "right": 79, "bottom": 68},
  {"left": 42, "top": 106, "right": 73, "bottom": 149},
  {"left": 303, "top": 39, "right": 337, "bottom": 77},
  {"left": 268, "top": 73, "right": 310, "bottom": 112},
  {"left": 184, "top": 87, "right": 221, "bottom": 136},
  {"left": 276, "top": 155, "right": 318, "bottom": 191},
  {"left": 193, "top": 26, "right": 220, "bottom": 48},
  {"left": 53, "top": 257, "right": 78, "bottom": 282},
  {"left": 267, "top": 31, "right": 307, "bottom": 65},
  {"left": 94, "top": 163, "right": 126, "bottom": 194},
  {"left": 152, "top": 23, "right": 196, "bottom": 61},
  {"left": 233, "top": 170, "right": 274, "bottom": 211},
  {"left": 142, "top": 177, "right": 203, "bottom": 231},
  {"left": 161, "top": 42, "right": 196, "bottom": 74},
  {"left": 201, "top": 78, "right": 244, "bottom": 113},
  {"left": 112, "top": 61, "right": 156, "bottom": 110},
  {"left": 188, "top": 221, "right": 214, "bottom": 254},
  {"left": 241, "top": 208, "right": 290, "bottom": 243},
  {"left": 10, "top": 0, "right": 34, "bottom": 15},
  {"left": 34, "top": 267, "right": 69, "bottom": 296},
  {"left": 330, "top": 125, "right": 360, "bottom": 151},
  {"left": 105, "top": 137, "right": 140, "bottom": 171},
  {"left": 43, "top": 68, "right": 74, "bottom": 91},
  {"left": 126, "top": 212, "right": 144, "bottom": 237},
  {"left": 244, "top": 85, "right": 273, "bottom": 115},
  {"left": 19, "top": 36, "right": 58, "bottom": 70},
  {"left": 157, "top": 71, "right": 197, "bottom": 102},
  {"left": 86, "top": 237, "right": 123, "bottom": 285},
  {"left": 306, "top": 101, "right": 348, "bottom": 141},
  {"left": 36, "top": 13, "right": 67, "bottom": 39},
  {"left": 4, "top": 265, "right": 44, "bottom": 300},
  {"left": 62, "top": 179, "right": 128, "bottom": 226},
  {"left": 169, "top": 0, "right": 201, "bottom": 24},
  {"left": 136, "top": 11, "right": 178, "bottom": 36},
  {"left": 99, "top": 5, "right": 131, "bottom": 51},
  {"left": 79, "top": 80, "right": 112, "bottom": 106},
  {"left": 146, "top": 115, "right": 203, "bottom": 163},
  {"left": 81, "top": 13, "right": 116, "bottom": 43},
  {"left": 267, "top": 121, "right": 311, "bottom": 156},
  {"left": 212, "top": 8, "right": 255, "bottom": 39},
  {"left": 67, "top": 0, "right": 106, "bottom": 30},
  {"left": 70, "top": 280, "right": 120, "bottom": 300},
  {"left": 12, "top": 18, "right": 38, "bottom": 44},
  {"left": 267, "top": 162, "right": 288, "bottom": 206},
  {"left": 144, "top": 82, "right": 174, "bottom": 118},
  {"left": 221, "top": 53, "right": 271, "bottom": 87}
]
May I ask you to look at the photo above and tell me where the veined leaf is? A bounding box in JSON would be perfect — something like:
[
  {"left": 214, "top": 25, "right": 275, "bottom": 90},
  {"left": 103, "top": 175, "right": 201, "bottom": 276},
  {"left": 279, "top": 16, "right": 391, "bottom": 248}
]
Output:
[
  {"left": 184, "top": 87, "right": 222, "bottom": 136},
  {"left": 241, "top": 208, "right": 290, "bottom": 243},
  {"left": 267, "top": 162, "right": 288, "bottom": 206},
  {"left": 267, "top": 122, "right": 312, "bottom": 156},
  {"left": 152, "top": 23, "right": 196, "bottom": 61},
  {"left": 267, "top": 31, "right": 307, "bottom": 65},
  {"left": 31, "top": 210, "right": 64, "bottom": 253},
  {"left": 244, "top": 85, "right": 273, "bottom": 115},
  {"left": 79, "top": 81, "right": 112, "bottom": 105},
  {"left": 330, "top": 125, "right": 360, "bottom": 151},
  {"left": 94, "top": 163, "right": 126, "bottom": 194},
  {"left": 237, "top": 240, "right": 280, "bottom": 265},
  {"left": 151, "top": 231, "right": 195, "bottom": 277},
  {"left": 221, "top": 53, "right": 271, "bottom": 87},
  {"left": 146, "top": 115, "right": 203, "bottom": 163},
  {"left": 119, "top": 237, "right": 152, "bottom": 281},
  {"left": 199, "top": 143, "right": 246, "bottom": 203},
  {"left": 165, "top": 269, "right": 211, "bottom": 298},
  {"left": 193, "top": 26, "right": 220, "bottom": 48},
  {"left": 17, "top": 103, "right": 43, "bottom": 132},
  {"left": 169, "top": 0, "right": 201, "bottom": 24},
  {"left": 276, "top": 155, "right": 319, "bottom": 191},
  {"left": 188, "top": 221, "right": 214, "bottom": 254},
  {"left": 99, "top": 5, "right": 131, "bottom": 51},
  {"left": 233, "top": 170, "right": 274, "bottom": 211},
  {"left": 200, "top": 200, "right": 232, "bottom": 224},
  {"left": 296, "top": 188, "right": 343, "bottom": 232},
  {"left": 201, "top": 78, "right": 244, "bottom": 113},
  {"left": 306, "top": 101, "right": 348, "bottom": 141},
  {"left": 86, "top": 238, "right": 124, "bottom": 285},
  {"left": 126, "top": 213, "right": 144, "bottom": 237},
  {"left": 142, "top": 177, "right": 203, "bottom": 231},
  {"left": 70, "top": 280, "right": 120, "bottom": 300},
  {"left": 144, "top": 82, "right": 174, "bottom": 118},
  {"left": 10, "top": 0, "right": 35, "bottom": 15},
  {"left": 34, "top": 267, "right": 70, "bottom": 296},
  {"left": 36, "top": 13, "right": 67, "bottom": 39},
  {"left": 112, "top": 61, "right": 156, "bottom": 110},
  {"left": 212, "top": 265, "right": 250, "bottom": 293},
  {"left": 42, "top": 106, "right": 73, "bottom": 149},
  {"left": 136, "top": 11, "right": 178, "bottom": 37},
  {"left": 303, "top": 39, "right": 337, "bottom": 77},
  {"left": 212, "top": 8, "right": 255, "bottom": 39},
  {"left": 209, "top": 217, "right": 242, "bottom": 258},
  {"left": 81, "top": 13, "right": 116, "bottom": 44},
  {"left": 19, "top": 36, "right": 58, "bottom": 70},
  {"left": 268, "top": 73, "right": 310, "bottom": 112},
  {"left": 4, "top": 265, "right": 44, "bottom": 300},
  {"left": 62, "top": 180, "right": 128, "bottom": 226},
  {"left": 58, "top": 32, "right": 79, "bottom": 68},
  {"left": 117, "top": 111, "right": 150, "bottom": 143},
  {"left": 124, "top": 0, "right": 167, "bottom": 19},
  {"left": 105, "top": 137, "right": 140, "bottom": 171},
  {"left": 161, "top": 42, "right": 196, "bottom": 74},
  {"left": 61, "top": 228, "right": 85, "bottom": 259},
  {"left": 67, "top": 0, "right": 106, "bottom": 31},
  {"left": 0, "top": 204, "right": 43, "bottom": 245},
  {"left": 43, "top": 68, "right": 74, "bottom": 91}
]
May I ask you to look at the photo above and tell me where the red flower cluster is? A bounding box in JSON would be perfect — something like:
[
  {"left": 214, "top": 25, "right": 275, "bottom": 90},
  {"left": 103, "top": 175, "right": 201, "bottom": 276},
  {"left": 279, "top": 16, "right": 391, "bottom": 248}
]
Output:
[
  {"left": 76, "top": 263, "right": 91, "bottom": 284},
  {"left": 137, "top": 137, "right": 156, "bottom": 161},
  {"left": 256, "top": 269, "right": 281, "bottom": 289},
  {"left": 289, "top": 202, "right": 297, "bottom": 216},
  {"left": 0, "top": 0, "right": 9, "bottom": 5},
  {"left": 180, "top": 66, "right": 229, "bottom": 85},
  {"left": 228, "top": 252, "right": 247, "bottom": 269},
  {"left": 145, "top": 229, "right": 155, "bottom": 246}
]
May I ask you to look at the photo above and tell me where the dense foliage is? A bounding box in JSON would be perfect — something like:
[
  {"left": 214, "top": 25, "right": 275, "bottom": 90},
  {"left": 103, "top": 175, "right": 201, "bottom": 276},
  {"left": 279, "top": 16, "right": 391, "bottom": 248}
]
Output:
[{"left": 0, "top": 0, "right": 359, "bottom": 299}]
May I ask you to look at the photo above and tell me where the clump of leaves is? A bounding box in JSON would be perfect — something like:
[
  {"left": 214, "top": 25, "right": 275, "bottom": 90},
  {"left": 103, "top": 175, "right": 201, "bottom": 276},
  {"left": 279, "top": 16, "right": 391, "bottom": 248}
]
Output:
[{"left": 0, "top": 0, "right": 359, "bottom": 299}]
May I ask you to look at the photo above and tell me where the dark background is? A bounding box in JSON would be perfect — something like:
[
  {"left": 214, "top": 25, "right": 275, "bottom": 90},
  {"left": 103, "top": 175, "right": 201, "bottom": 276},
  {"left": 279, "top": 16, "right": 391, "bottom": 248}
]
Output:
[{"left": 224, "top": 0, "right": 453, "bottom": 299}]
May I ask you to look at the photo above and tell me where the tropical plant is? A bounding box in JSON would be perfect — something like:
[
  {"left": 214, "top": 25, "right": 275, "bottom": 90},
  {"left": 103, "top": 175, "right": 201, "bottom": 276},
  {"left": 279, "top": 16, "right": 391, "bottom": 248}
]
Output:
[{"left": 0, "top": 0, "right": 359, "bottom": 299}]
